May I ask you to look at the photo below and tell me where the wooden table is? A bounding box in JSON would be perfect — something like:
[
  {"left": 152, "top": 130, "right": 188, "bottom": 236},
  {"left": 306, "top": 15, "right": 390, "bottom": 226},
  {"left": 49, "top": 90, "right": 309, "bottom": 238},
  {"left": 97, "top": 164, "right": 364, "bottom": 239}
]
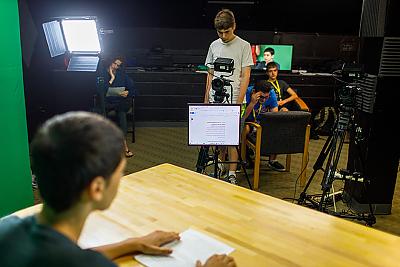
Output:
[{"left": 14, "top": 163, "right": 400, "bottom": 266}]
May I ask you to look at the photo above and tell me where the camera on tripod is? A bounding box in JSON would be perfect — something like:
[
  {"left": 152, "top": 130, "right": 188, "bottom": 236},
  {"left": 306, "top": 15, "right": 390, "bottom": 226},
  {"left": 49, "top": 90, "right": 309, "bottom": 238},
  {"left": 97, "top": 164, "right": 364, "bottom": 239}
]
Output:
[
  {"left": 298, "top": 62, "right": 376, "bottom": 226},
  {"left": 337, "top": 63, "right": 364, "bottom": 109},
  {"left": 338, "top": 84, "right": 358, "bottom": 108},
  {"left": 211, "top": 57, "right": 235, "bottom": 103},
  {"left": 341, "top": 62, "right": 364, "bottom": 82}
]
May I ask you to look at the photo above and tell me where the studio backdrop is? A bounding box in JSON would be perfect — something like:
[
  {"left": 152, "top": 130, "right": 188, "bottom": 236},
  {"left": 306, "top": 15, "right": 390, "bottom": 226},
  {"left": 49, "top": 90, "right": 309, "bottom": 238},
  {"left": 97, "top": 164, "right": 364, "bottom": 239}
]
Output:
[{"left": 0, "top": 0, "right": 33, "bottom": 217}]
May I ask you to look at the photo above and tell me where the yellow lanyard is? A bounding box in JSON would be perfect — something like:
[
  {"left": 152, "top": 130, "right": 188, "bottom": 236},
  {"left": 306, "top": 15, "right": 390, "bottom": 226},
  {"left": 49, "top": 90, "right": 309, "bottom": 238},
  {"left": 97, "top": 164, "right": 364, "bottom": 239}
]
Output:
[
  {"left": 252, "top": 104, "right": 263, "bottom": 122},
  {"left": 268, "top": 79, "right": 281, "bottom": 99}
]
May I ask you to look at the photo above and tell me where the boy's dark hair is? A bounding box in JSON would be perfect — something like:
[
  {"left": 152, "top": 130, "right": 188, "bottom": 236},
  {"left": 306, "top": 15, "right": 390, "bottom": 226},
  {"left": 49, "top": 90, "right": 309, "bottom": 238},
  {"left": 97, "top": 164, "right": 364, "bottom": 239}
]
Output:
[
  {"left": 263, "top": 47, "right": 275, "bottom": 55},
  {"left": 31, "top": 111, "right": 125, "bottom": 212},
  {"left": 254, "top": 80, "right": 270, "bottom": 93},
  {"left": 214, "top": 9, "right": 235, "bottom": 30},
  {"left": 266, "top": 61, "right": 279, "bottom": 70}
]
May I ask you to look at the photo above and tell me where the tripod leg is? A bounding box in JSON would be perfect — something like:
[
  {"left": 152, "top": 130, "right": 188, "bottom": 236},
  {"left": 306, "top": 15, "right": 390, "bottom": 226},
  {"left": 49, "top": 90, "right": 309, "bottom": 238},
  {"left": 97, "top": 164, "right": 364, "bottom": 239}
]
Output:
[
  {"left": 236, "top": 146, "right": 253, "bottom": 190},
  {"left": 213, "top": 146, "right": 220, "bottom": 179},
  {"left": 349, "top": 128, "right": 376, "bottom": 226},
  {"left": 298, "top": 133, "right": 334, "bottom": 205},
  {"left": 319, "top": 130, "right": 346, "bottom": 211},
  {"left": 362, "top": 180, "right": 377, "bottom": 226},
  {"left": 196, "top": 146, "right": 210, "bottom": 173}
]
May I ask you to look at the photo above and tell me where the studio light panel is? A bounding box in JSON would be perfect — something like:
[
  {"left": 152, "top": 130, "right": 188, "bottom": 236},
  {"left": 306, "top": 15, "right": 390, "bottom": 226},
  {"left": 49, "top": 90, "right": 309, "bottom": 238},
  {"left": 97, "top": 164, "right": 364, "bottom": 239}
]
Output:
[
  {"left": 43, "top": 17, "right": 101, "bottom": 72},
  {"left": 42, "top": 20, "right": 66, "bottom": 57},
  {"left": 61, "top": 19, "right": 101, "bottom": 53}
]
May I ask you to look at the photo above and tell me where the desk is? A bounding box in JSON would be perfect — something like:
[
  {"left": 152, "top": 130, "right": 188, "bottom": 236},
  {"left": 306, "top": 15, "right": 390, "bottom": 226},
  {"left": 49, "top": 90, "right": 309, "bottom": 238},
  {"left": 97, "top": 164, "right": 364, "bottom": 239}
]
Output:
[{"left": 14, "top": 163, "right": 400, "bottom": 266}]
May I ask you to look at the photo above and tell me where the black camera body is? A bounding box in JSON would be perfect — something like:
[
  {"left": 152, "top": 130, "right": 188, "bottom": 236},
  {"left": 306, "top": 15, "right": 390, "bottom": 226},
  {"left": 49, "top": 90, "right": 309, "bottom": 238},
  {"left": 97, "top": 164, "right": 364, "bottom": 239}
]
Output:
[
  {"left": 211, "top": 77, "right": 231, "bottom": 103},
  {"left": 337, "top": 63, "right": 364, "bottom": 109},
  {"left": 213, "top": 57, "right": 234, "bottom": 73},
  {"left": 211, "top": 57, "right": 235, "bottom": 103},
  {"left": 342, "top": 63, "right": 364, "bottom": 82},
  {"left": 338, "top": 84, "right": 358, "bottom": 108}
]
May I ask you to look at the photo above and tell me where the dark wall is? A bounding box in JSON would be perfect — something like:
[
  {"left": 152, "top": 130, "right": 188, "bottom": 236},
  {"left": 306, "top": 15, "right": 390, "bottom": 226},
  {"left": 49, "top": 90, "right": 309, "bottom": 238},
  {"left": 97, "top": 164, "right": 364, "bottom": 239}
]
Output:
[
  {"left": 20, "top": 0, "right": 363, "bottom": 135},
  {"left": 100, "top": 27, "right": 358, "bottom": 73},
  {"left": 25, "top": 0, "right": 363, "bottom": 35}
]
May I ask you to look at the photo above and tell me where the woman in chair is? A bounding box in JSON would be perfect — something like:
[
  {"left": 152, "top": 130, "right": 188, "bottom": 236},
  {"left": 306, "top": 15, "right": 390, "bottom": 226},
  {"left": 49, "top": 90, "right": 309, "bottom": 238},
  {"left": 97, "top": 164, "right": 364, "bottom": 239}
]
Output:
[{"left": 102, "top": 56, "right": 135, "bottom": 157}]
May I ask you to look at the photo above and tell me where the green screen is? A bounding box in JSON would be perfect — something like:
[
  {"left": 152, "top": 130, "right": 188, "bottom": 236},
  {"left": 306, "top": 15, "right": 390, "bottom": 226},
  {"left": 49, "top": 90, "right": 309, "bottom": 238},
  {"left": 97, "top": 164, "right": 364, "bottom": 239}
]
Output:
[
  {"left": 256, "top": 44, "right": 293, "bottom": 71},
  {"left": 0, "top": 0, "right": 34, "bottom": 217}
]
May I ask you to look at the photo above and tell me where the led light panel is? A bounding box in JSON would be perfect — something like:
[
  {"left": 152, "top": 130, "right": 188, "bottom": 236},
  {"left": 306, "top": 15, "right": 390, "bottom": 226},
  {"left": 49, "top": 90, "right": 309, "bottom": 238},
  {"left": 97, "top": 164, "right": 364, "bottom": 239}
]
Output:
[{"left": 61, "top": 19, "right": 101, "bottom": 53}]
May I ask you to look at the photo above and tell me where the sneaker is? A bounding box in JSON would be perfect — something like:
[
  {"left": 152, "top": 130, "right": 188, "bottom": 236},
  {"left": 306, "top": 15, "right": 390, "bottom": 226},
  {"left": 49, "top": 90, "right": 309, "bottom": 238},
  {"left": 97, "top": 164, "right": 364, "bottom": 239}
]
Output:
[
  {"left": 204, "top": 160, "right": 226, "bottom": 177},
  {"left": 227, "top": 174, "right": 238, "bottom": 185},
  {"left": 267, "top": 160, "right": 286, "bottom": 172}
]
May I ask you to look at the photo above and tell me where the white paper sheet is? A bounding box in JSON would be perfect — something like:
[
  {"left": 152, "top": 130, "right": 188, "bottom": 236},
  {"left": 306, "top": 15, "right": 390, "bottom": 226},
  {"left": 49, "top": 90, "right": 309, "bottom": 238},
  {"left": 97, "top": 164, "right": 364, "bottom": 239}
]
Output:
[
  {"left": 106, "top": 86, "right": 125, "bottom": 96},
  {"left": 134, "top": 228, "right": 234, "bottom": 267}
]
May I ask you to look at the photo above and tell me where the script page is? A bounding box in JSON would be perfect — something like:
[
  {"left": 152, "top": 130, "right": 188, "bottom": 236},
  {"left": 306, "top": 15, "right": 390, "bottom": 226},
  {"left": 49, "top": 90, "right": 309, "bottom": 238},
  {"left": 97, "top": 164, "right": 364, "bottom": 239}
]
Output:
[{"left": 135, "top": 229, "right": 234, "bottom": 267}]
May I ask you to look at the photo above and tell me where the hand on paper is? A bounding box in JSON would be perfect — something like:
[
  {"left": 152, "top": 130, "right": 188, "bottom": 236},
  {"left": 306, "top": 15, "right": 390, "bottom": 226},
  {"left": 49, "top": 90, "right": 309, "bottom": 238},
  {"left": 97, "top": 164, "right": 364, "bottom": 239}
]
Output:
[
  {"left": 119, "top": 90, "right": 129, "bottom": 97},
  {"left": 135, "top": 230, "right": 180, "bottom": 255},
  {"left": 196, "top": 254, "right": 237, "bottom": 267}
]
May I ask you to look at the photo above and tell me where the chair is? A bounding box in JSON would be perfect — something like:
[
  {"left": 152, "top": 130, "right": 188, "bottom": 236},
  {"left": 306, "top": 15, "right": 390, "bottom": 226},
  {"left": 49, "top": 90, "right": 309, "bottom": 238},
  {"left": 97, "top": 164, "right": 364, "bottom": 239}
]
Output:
[
  {"left": 294, "top": 97, "right": 310, "bottom": 112},
  {"left": 241, "top": 111, "right": 311, "bottom": 189},
  {"left": 93, "top": 94, "right": 136, "bottom": 143}
]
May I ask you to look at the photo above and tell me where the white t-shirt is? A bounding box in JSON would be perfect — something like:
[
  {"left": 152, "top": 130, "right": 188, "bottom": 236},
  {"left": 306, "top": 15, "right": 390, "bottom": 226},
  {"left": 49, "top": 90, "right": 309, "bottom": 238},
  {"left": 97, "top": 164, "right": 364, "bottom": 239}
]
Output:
[{"left": 205, "top": 36, "right": 253, "bottom": 103}]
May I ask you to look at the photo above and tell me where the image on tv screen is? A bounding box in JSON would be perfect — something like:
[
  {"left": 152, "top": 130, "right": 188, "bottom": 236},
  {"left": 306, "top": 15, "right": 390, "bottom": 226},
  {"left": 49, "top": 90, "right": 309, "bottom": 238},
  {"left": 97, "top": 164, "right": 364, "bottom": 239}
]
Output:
[{"left": 252, "top": 44, "right": 293, "bottom": 71}]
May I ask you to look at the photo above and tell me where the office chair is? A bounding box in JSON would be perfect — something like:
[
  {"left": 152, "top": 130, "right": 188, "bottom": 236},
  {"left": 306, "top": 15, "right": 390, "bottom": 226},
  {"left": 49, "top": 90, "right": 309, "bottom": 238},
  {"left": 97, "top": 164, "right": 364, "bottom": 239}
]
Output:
[
  {"left": 241, "top": 111, "right": 311, "bottom": 189},
  {"left": 93, "top": 94, "right": 135, "bottom": 143},
  {"left": 293, "top": 97, "right": 310, "bottom": 112}
]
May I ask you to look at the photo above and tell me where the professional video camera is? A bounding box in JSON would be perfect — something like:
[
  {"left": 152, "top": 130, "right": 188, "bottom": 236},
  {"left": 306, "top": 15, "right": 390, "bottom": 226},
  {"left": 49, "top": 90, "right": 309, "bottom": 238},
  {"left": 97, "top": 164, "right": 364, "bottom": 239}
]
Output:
[
  {"left": 211, "top": 57, "right": 234, "bottom": 103},
  {"left": 298, "top": 61, "right": 376, "bottom": 226},
  {"left": 337, "top": 63, "right": 364, "bottom": 109}
]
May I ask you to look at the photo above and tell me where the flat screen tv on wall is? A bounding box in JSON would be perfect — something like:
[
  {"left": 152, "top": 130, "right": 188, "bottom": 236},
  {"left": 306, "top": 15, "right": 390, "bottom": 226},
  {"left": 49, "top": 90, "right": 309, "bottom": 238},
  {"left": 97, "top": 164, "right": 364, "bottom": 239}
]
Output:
[{"left": 251, "top": 44, "right": 293, "bottom": 71}]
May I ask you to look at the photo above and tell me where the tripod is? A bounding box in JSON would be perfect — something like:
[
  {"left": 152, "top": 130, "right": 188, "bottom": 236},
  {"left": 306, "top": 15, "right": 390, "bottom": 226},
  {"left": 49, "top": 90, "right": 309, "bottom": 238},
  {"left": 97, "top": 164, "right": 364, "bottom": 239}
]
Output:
[
  {"left": 196, "top": 145, "right": 253, "bottom": 189},
  {"left": 297, "top": 102, "right": 376, "bottom": 226}
]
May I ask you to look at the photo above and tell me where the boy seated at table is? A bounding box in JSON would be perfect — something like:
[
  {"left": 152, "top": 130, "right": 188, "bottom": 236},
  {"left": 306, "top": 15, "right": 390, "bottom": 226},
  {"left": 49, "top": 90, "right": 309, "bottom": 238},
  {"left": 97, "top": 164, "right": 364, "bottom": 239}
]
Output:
[{"left": 0, "top": 111, "right": 236, "bottom": 267}]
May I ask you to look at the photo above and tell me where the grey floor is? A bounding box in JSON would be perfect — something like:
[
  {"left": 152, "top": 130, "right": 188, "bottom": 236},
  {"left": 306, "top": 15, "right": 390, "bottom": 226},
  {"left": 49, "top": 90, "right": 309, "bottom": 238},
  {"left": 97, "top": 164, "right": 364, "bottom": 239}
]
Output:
[{"left": 125, "top": 126, "right": 400, "bottom": 236}]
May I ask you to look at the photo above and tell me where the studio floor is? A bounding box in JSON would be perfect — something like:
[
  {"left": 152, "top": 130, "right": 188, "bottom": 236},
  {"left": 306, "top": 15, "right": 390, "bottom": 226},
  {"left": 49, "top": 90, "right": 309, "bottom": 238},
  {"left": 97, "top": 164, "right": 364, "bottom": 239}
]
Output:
[{"left": 32, "top": 126, "right": 400, "bottom": 236}]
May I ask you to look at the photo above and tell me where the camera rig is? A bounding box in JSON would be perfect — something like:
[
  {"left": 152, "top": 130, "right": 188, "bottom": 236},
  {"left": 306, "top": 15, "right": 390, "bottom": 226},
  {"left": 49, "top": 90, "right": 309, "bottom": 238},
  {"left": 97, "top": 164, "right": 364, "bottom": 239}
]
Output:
[
  {"left": 210, "top": 57, "right": 235, "bottom": 103},
  {"left": 297, "top": 62, "right": 376, "bottom": 226}
]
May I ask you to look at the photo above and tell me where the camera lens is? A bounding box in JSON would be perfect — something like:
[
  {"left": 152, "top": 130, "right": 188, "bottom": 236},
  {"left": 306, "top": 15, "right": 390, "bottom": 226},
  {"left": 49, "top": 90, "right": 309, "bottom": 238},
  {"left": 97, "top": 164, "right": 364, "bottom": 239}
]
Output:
[{"left": 212, "top": 78, "right": 224, "bottom": 91}]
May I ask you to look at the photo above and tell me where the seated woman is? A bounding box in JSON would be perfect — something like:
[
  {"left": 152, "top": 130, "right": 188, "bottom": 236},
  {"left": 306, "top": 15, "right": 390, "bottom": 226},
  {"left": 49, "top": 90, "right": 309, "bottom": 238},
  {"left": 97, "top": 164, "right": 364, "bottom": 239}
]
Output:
[{"left": 100, "top": 56, "right": 135, "bottom": 157}]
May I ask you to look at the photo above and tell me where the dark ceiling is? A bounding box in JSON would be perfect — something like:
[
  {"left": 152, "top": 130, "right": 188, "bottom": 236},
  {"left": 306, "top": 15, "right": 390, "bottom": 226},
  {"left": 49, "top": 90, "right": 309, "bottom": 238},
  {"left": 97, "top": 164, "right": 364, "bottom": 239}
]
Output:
[{"left": 26, "top": 0, "right": 363, "bottom": 35}]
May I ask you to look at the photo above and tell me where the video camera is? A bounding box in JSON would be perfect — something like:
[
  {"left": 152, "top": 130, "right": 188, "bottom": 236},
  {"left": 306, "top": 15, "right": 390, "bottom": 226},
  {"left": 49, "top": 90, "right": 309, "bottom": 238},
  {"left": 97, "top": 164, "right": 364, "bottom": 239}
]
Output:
[
  {"left": 337, "top": 63, "right": 364, "bottom": 108},
  {"left": 213, "top": 57, "right": 234, "bottom": 73},
  {"left": 341, "top": 62, "right": 364, "bottom": 82},
  {"left": 211, "top": 58, "right": 234, "bottom": 103}
]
